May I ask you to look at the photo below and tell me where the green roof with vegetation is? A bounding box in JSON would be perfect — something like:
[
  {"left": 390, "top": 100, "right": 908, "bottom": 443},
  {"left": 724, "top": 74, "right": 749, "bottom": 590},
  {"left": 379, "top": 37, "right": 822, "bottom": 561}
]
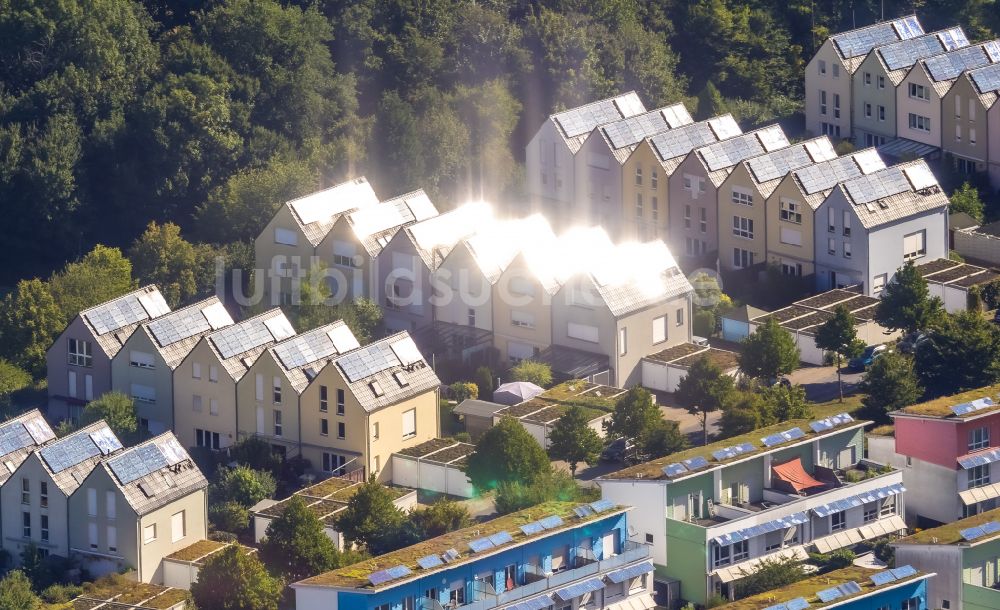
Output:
[
  {"left": 295, "top": 501, "right": 626, "bottom": 590},
  {"left": 716, "top": 565, "right": 929, "bottom": 609},
  {"left": 256, "top": 477, "right": 411, "bottom": 525},
  {"left": 895, "top": 383, "right": 1000, "bottom": 418},
  {"left": 532, "top": 380, "right": 625, "bottom": 412},
  {"left": 895, "top": 507, "right": 1000, "bottom": 546},
  {"left": 61, "top": 574, "right": 190, "bottom": 609}
]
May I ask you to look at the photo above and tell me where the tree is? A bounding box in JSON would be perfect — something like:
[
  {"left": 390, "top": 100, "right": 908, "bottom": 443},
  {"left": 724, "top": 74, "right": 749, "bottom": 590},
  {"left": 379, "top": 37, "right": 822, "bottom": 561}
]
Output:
[
  {"left": 209, "top": 501, "right": 250, "bottom": 534},
  {"left": 466, "top": 417, "right": 550, "bottom": 492},
  {"left": 548, "top": 406, "right": 604, "bottom": 476},
  {"left": 292, "top": 264, "right": 383, "bottom": 343},
  {"left": 719, "top": 401, "right": 765, "bottom": 437},
  {"left": 642, "top": 420, "right": 690, "bottom": 459},
  {"left": 449, "top": 382, "right": 478, "bottom": 402},
  {"left": 875, "top": 262, "right": 945, "bottom": 334},
  {"left": 510, "top": 360, "right": 553, "bottom": 387},
  {"left": 733, "top": 556, "right": 806, "bottom": 598},
  {"left": 814, "top": 306, "right": 865, "bottom": 402},
  {"left": 916, "top": 310, "right": 1000, "bottom": 395},
  {"left": 761, "top": 384, "right": 812, "bottom": 421},
  {"left": 0, "top": 279, "right": 64, "bottom": 375},
  {"left": 608, "top": 387, "right": 661, "bottom": 445},
  {"left": 739, "top": 318, "right": 800, "bottom": 381},
  {"left": 260, "top": 496, "right": 354, "bottom": 581},
  {"left": 861, "top": 352, "right": 922, "bottom": 420},
  {"left": 191, "top": 545, "right": 282, "bottom": 610},
  {"left": 474, "top": 366, "right": 495, "bottom": 399},
  {"left": 336, "top": 476, "right": 407, "bottom": 555},
  {"left": 129, "top": 222, "right": 216, "bottom": 307},
  {"left": 408, "top": 499, "right": 472, "bottom": 538},
  {"left": 950, "top": 182, "right": 985, "bottom": 222},
  {"left": 48, "top": 245, "right": 135, "bottom": 320},
  {"left": 79, "top": 392, "right": 137, "bottom": 439},
  {"left": 676, "top": 356, "right": 735, "bottom": 445},
  {"left": 696, "top": 81, "right": 725, "bottom": 119},
  {"left": 0, "top": 360, "right": 31, "bottom": 405},
  {"left": 212, "top": 465, "right": 277, "bottom": 508},
  {"left": 0, "top": 571, "right": 40, "bottom": 610},
  {"left": 495, "top": 469, "right": 579, "bottom": 514}
]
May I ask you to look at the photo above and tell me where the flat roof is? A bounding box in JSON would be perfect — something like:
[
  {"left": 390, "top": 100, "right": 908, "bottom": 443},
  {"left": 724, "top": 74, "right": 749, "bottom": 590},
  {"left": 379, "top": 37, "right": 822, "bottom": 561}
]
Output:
[
  {"left": 295, "top": 501, "right": 627, "bottom": 590},
  {"left": 70, "top": 574, "right": 189, "bottom": 609},
  {"left": 255, "top": 476, "right": 410, "bottom": 525},
  {"left": 396, "top": 438, "right": 475, "bottom": 467},
  {"left": 917, "top": 257, "right": 999, "bottom": 289},
  {"left": 453, "top": 399, "right": 507, "bottom": 418},
  {"left": 751, "top": 288, "right": 879, "bottom": 335},
  {"left": 894, "top": 383, "right": 1000, "bottom": 419},
  {"left": 895, "top": 506, "right": 1000, "bottom": 546}
]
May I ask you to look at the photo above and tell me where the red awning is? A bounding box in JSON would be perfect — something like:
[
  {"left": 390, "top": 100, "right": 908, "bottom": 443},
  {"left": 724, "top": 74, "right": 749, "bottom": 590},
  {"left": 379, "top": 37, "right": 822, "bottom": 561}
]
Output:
[{"left": 772, "top": 457, "right": 826, "bottom": 493}]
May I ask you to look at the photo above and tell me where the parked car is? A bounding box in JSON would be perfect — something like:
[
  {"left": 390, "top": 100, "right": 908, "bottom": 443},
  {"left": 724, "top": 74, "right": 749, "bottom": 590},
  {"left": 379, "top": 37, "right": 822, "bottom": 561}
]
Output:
[
  {"left": 848, "top": 344, "right": 888, "bottom": 370},
  {"left": 897, "top": 331, "right": 929, "bottom": 354},
  {"left": 600, "top": 438, "right": 636, "bottom": 462}
]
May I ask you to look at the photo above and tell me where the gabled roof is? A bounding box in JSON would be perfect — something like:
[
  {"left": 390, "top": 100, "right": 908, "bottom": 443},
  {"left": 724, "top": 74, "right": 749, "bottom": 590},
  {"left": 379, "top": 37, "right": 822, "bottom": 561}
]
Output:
[
  {"left": 835, "top": 159, "right": 948, "bottom": 229},
  {"left": 80, "top": 285, "right": 171, "bottom": 358},
  {"left": 595, "top": 104, "right": 693, "bottom": 164},
  {"left": 100, "top": 431, "right": 207, "bottom": 516},
  {"left": 0, "top": 409, "right": 56, "bottom": 485},
  {"left": 285, "top": 177, "right": 380, "bottom": 247},
  {"left": 738, "top": 136, "right": 837, "bottom": 198},
  {"left": 36, "top": 420, "right": 123, "bottom": 495},
  {"left": 460, "top": 215, "right": 554, "bottom": 284},
  {"left": 402, "top": 202, "right": 492, "bottom": 271},
  {"left": 268, "top": 321, "right": 360, "bottom": 394},
  {"left": 966, "top": 61, "right": 1000, "bottom": 109},
  {"left": 585, "top": 240, "right": 693, "bottom": 318},
  {"left": 142, "top": 297, "right": 234, "bottom": 369},
  {"left": 790, "top": 148, "right": 886, "bottom": 209},
  {"left": 829, "top": 15, "right": 924, "bottom": 71},
  {"left": 548, "top": 92, "right": 646, "bottom": 153},
  {"left": 346, "top": 190, "right": 439, "bottom": 258},
  {"left": 694, "top": 124, "right": 791, "bottom": 186},
  {"left": 915, "top": 40, "right": 1000, "bottom": 96},
  {"left": 648, "top": 114, "right": 743, "bottom": 176},
  {"left": 331, "top": 331, "right": 440, "bottom": 412},
  {"left": 871, "top": 26, "right": 969, "bottom": 85},
  {"left": 204, "top": 308, "right": 296, "bottom": 381}
]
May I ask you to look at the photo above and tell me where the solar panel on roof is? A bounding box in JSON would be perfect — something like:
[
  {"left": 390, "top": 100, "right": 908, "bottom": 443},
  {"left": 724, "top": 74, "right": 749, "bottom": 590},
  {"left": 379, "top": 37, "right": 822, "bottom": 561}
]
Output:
[
  {"left": 662, "top": 105, "right": 692, "bottom": 128},
  {"left": 336, "top": 341, "right": 400, "bottom": 382},
  {"left": 157, "top": 436, "right": 187, "bottom": 465},
  {"left": 890, "top": 565, "right": 918, "bottom": 579},
  {"left": 539, "top": 515, "right": 564, "bottom": 529},
  {"left": 895, "top": 16, "right": 924, "bottom": 40},
  {"left": 950, "top": 396, "right": 995, "bottom": 416},
  {"left": 986, "top": 41, "right": 1000, "bottom": 63},
  {"left": 109, "top": 442, "right": 168, "bottom": 484},
  {"left": 958, "top": 448, "right": 1000, "bottom": 469},
  {"left": 662, "top": 463, "right": 688, "bottom": 477},
  {"left": 961, "top": 526, "right": 986, "bottom": 541},
  {"left": 274, "top": 329, "right": 339, "bottom": 370},
  {"left": 264, "top": 315, "right": 295, "bottom": 342},
  {"left": 468, "top": 537, "right": 495, "bottom": 553},
  {"left": 574, "top": 505, "right": 594, "bottom": 518},
  {"left": 700, "top": 133, "right": 768, "bottom": 172},
  {"left": 613, "top": 94, "right": 645, "bottom": 118},
  {"left": 489, "top": 531, "right": 513, "bottom": 546},
  {"left": 757, "top": 126, "right": 790, "bottom": 153},
  {"left": 971, "top": 63, "right": 1000, "bottom": 93},
  {"left": 712, "top": 448, "right": 734, "bottom": 461},
  {"left": 202, "top": 302, "right": 232, "bottom": 330},
  {"left": 938, "top": 27, "right": 969, "bottom": 52},
  {"left": 870, "top": 571, "right": 898, "bottom": 586},
  {"left": 23, "top": 416, "right": 54, "bottom": 445},
  {"left": 590, "top": 499, "right": 614, "bottom": 513},
  {"left": 981, "top": 521, "right": 1000, "bottom": 534},
  {"left": 0, "top": 421, "right": 33, "bottom": 457},
  {"left": 40, "top": 432, "right": 104, "bottom": 474},
  {"left": 784, "top": 599, "right": 809, "bottom": 610},
  {"left": 554, "top": 99, "right": 634, "bottom": 139},
  {"left": 442, "top": 548, "right": 461, "bottom": 562},
  {"left": 86, "top": 294, "right": 152, "bottom": 336},
  {"left": 682, "top": 456, "right": 709, "bottom": 470},
  {"left": 138, "top": 291, "right": 170, "bottom": 318},
  {"left": 520, "top": 522, "right": 545, "bottom": 535},
  {"left": 903, "top": 164, "right": 938, "bottom": 190},
  {"left": 212, "top": 317, "right": 279, "bottom": 360},
  {"left": 148, "top": 306, "right": 213, "bottom": 347},
  {"left": 881, "top": 33, "right": 949, "bottom": 72},
  {"left": 785, "top": 427, "right": 805, "bottom": 440},
  {"left": 834, "top": 21, "right": 905, "bottom": 59},
  {"left": 90, "top": 427, "right": 123, "bottom": 455},
  {"left": 367, "top": 569, "right": 393, "bottom": 586},
  {"left": 803, "top": 138, "right": 837, "bottom": 164},
  {"left": 924, "top": 45, "right": 991, "bottom": 82},
  {"left": 390, "top": 337, "right": 423, "bottom": 366},
  {"left": 816, "top": 587, "right": 843, "bottom": 603},
  {"left": 844, "top": 166, "right": 912, "bottom": 204},
  {"left": 603, "top": 110, "right": 671, "bottom": 150},
  {"left": 328, "top": 324, "right": 360, "bottom": 353},
  {"left": 417, "top": 555, "right": 443, "bottom": 569},
  {"left": 747, "top": 145, "right": 813, "bottom": 184},
  {"left": 708, "top": 116, "right": 741, "bottom": 139}
]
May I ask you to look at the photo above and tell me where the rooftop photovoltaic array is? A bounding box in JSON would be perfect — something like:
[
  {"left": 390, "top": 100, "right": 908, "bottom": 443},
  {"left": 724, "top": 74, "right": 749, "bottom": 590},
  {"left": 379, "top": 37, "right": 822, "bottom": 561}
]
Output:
[
  {"left": 443, "top": 549, "right": 461, "bottom": 562},
  {"left": 85, "top": 293, "right": 156, "bottom": 336},
  {"left": 389, "top": 337, "right": 423, "bottom": 366},
  {"left": 816, "top": 581, "right": 862, "bottom": 603},
  {"left": 761, "top": 427, "right": 806, "bottom": 447},
  {"left": 894, "top": 16, "right": 924, "bottom": 39},
  {"left": 602, "top": 110, "right": 670, "bottom": 150},
  {"left": 90, "top": 427, "right": 122, "bottom": 455},
  {"left": 650, "top": 120, "right": 735, "bottom": 162},
  {"left": 553, "top": 94, "right": 643, "bottom": 139},
  {"left": 971, "top": 62, "right": 1000, "bottom": 93},
  {"left": 336, "top": 340, "right": 400, "bottom": 383},
  {"left": 108, "top": 436, "right": 187, "bottom": 485},
  {"left": 23, "top": 416, "right": 56, "bottom": 446},
  {"left": 880, "top": 31, "right": 953, "bottom": 72},
  {"left": 520, "top": 522, "right": 545, "bottom": 535},
  {"left": 711, "top": 442, "right": 756, "bottom": 461},
  {"left": 148, "top": 301, "right": 232, "bottom": 347},
  {"left": 0, "top": 420, "right": 35, "bottom": 457},
  {"left": 960, "top": 522, "right": 1000, "bottom": 541},
  {"left": 924, "top": 45, "right": 994, "bottom": 82},
  {"left": 747, "top": 144, "right": 816, "bottom": 184},
  {"left": 712, "top": 512, "right": 809, "bottom": 546},
  {"left": 605, "top": 562, "right": 654, "bottom": 584},
  {"left": 538, "top": 515, "right": 564, "bottom": 529},
  {"left": 554, "top": 578, "right": 604, "bottom": 602},
  {"left": 573, "top": 505, "right": 594, "bottom": 518},
  {"left": 870, "top": 570, "right": 898, "bottom": 586},
  {"left": 986, "top": 41, "right": 1000, "bottom": 63},
  {"left": 950, "top": 396, "right": 995, "bottom": 416},
  {"left": 795, "top": 153, "right": 881, "bottom": 195},
  {"left": 763, "top": 597, "right": 811, "bottom": 610},
  {"left": 40, "top": 426, "right": 118, "bottom": 474},
  {"left": 903, "top": 164, "right": 938, "bottom": 191},
  {"left": 211, "top": 314, "right": 291, "bottom": 360},
  {"left": 367, "top": 565, "right": 412, "bottom": 586},
  {"left": 274, "top": 328, "right": 341, "bottom": 370},
  {"left": 832, "top": 18, "right": 918, "bottom": 59},
  {"left": 590, "top": 499, "right": 615, "bottom": 512},
  {"left": 938, "top": 27, "right": 970, "bottom": 52},
  {"left": 328, "top": 324, "right": 361, "bottom": 353},
  {"left": 489, "top": 531, "right": 513, "bottom": 546},
  {"left": 290, "top": 179, "right": 378, "bottom": 226},
  {"left": 662, "top": 463, "right": 688, "bottom": 478},
  {"left": 803, "top": 138, "right": 838, "bottom": 163},
  {"left": 468, "top": 537, "right": 495, "bottom": 553},
  {"left": 958, "top": 447, "right": 1000, "bottom": 469},
  {"left": 682, "top": 456, "right": 710, "bottom": 470},
  {"left": 844, "top": 166, "right": 912, "bottom": 204},
  {"left": 809, "top": 412, "right": 854, "bottom": 433},
  {"left": 417, "top": 554, "right": 443, "bottom": 569},
  {"left": 812, "top": 483, "right": 905, "bottom": 517},
  {"left": 699, "top": 127, "right": 788, "bottom": 173}
]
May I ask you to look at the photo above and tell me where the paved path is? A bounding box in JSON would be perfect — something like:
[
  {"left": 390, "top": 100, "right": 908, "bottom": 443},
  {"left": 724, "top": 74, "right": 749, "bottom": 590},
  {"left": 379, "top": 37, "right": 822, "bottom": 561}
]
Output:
[{"left": 786, "top": 364, "right": 865, "bottom": 402}]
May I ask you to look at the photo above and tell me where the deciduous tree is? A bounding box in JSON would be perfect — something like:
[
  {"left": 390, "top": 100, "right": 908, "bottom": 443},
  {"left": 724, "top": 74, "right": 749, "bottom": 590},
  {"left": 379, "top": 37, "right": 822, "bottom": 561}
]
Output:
[
  {"left": 48, "top": 245, "right": 135, "bottom": 320},
  {"left": 191, "top": 545, "right": 282, "bottom": 610},
  {"left": 676, "top": 356, "right": 734, "bottom": 445},
  {"left": 861, "top": 352, "right": 922, "bottom": 420},
  {"left": 0, "top": 570, "right": 40, "bottom": 610},
  {"left": 337, "top": 477, "right": 407, "bottom": 555},
  {"left": 80, "top": 392, "right": 138, "bottom": 440},
  {"left": 212, "top": 465, "right": 277, "bottom": 508},
  {"left": 548, "top": 405, "right": 604, "bottom": 475},
  {"left": 129, "top": 222, "right": 216, "bottom": 307},
  {"left": 261, "top": 496, "right": 359, "bottom": 581},
  {"left": 915, "top": 311, "right": 1000, "bottom": 395},
  {"left": 739, "top": 318, "right": 799, "bottom": 381},
  {"left": 875, "top": 262, "right": 945, "bottom": 334},
  {"left": 509, "top": 360, "right": 553, "bottom": 387},
  {"left": 0, "top": 280, "right": 62, "bottom": 375},
  {"left": 814, "top": 306, "right": 864, "bottom": 402},
  {"left": 466, "top": 417, "right": 550, "bottom": 492},
  {"left": 608, "top": 387, "right": 662, "bottom": 446}
]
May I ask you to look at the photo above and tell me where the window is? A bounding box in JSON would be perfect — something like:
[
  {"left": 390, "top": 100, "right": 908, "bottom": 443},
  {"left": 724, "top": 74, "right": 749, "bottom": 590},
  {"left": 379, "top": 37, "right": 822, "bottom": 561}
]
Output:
[
  {"left": 732, "top": 189, "right": 753, "bottom": 206},
  {"left": 89, "top": 522, "right": 98, "bottom": 548},
  {"left": 970, "top": 427, "right": 990, "bottom": 451},
  {"left": 323, "top": 453, "right": 346, "bottom": 474},
  {"left": 209, "top": 366, "right": 218, "bottom": 383},
  {"left": 873, "top": 274, "right": 887, "bottom": 294},
  {"left": 833, "top": 64, "right": 840, "bottom": 78},
  {"left": 372, "top": 422, "right": 380, "bottom": 439},
  {"left": 969, "top": 98, "right": 977, "bottom": 120},
  {"left": 878, "top": 75, "right": 885, "bottom": 89},
  {"left": 131, "top": 383, "right": 155, "bottom": 404},
  {"left": 338, "top": 422, "right": 346, "bottom": 439},
  {"left": 864, "top": 72, "right": 872, "bottom": 85},
  {"left": 970, "top": 128, "right": 977, "bottom": 145},
  {"left": 106, "top": 490, "right": 115, "bottom": 519},
  {"left": 676, "top": 308, "right": 685, "bottom": 327},
  {"left": 684, "top": 174, "right": 705, "bottom": 198},
  {"left": 88, "top": 488, "right": 97, "bottom": 516},
  {"left": 908, "top": 83, "right": 929, "bottom": 101},
  {"left": 842, "top": 211, "right": 852, "bottom": 236},
  {"left": 820, "top": 90, "right": 827, "bottom": 115},
  {"left": 635, "top": 166, "right": 643, "bottom": 186},
  {"left": 828, "top": 238, "right": 836, "bottom": 255},
  {"left": 969, "top": 464, "right": 990, "bottom": 488},
  {"left": 844, "top": 242, "right": 852, "bottom": 259},
  {"left": 955, "top": 95, "right": 962, "bottom": 117},
  {"left": 511, "top": 310, "right": 535, "bottom": 329},
  {"left": 40, "top": 482, "right": 47, "bottom": 508},
  {"left": 780, "top": 199, "right": 801, "bottom": 223},
  {"left": 274, "top": 410, "right": 282, "bottom": 437},
  {"left": 780, "top": 228, "right": 802, "bottom": 246},
  {"left": 192, "top": 395, "right": 202, "bottom": 413},
  {"left": 645, "top": 534, "right": 654, "bottom": 544},
  {"left": 908, "top": 113, "right": 931, "bottom": 132},
  {"left": 877, "top": 105, "right": 886, "bottom": 122},
  {"left": 273, "top": 377, "right": 281, "bottom": 404},
  {"left": 171, "top": 511, "right": 186, "bottom": 543},
  {"left": 450, "top": 587, "right": 465, "bottom": 606},
  {"left": 733, "top": 248, "right": 754, "bottom": 269},
  {"left": 319, "top": 418, "right": 328, "bottom": 436},
  {"left": 196, "top": 429, "right": 221, "bottom": 450},
  {"left": 732, "top": 540, "right": 749, "bottom": 562},
  {"left": 903, "top": 230, "right": 926, "bottom": 260},
  {"left": 865, "top": 103, "right": 872, "bottom": 118},
  {"left": 684, "top": 205, "right": 691, "bottom": 229},
  {"left": 337, "top": 389, "right": 345, "bottom": 415},
  {"left": 781, "top": 262, "right": 803, "bottom": 277},
  {"left": 818, "top": 60, "right": 827, "bottom": 75},
  {"left": 320, "top": 386, "right": 328, "bottom": 412},
  {"left": 864, "top": 503, "right": 878, "bottom": 523},
  {"left": 828, "top": 207, "right": 835, "bottom": 232},
  {"left": 21, "top": 478, "right": 28, "bottom": 504},
  {"left": 635, "top": 193, "right": 643, "bottom": 217},
  {"left": 254, "top": 373, "right": 263, "bottom": 401},
  {"left": 107, "top": 525, "right": 117, "bottom": 552},
  {"left": 68, "top": 339, "right": 92, "bottom": 367},
  {"left": 467, "top": 308, "right": 476, "bottom": 326},
  {"left": 651, "top": 170, "right": 658, "bottom": 189},
  {"left": 568, "top": 322, "right": 600, "bottom": 343},
  {"left": 22, "top": 512, "right": 30, "bottom": 538},
  {"left": 699, "top": 207, "right": 708, "bottom": 233},
  {"left": 143, "top": 524, "right": 157, "bottom": 544},
  {"left": 713, "top": 543, "right": 731, "bottom": 568},
  {"left": 618, "top": 327, "right": 627, "bottom": 356},
  {"left": 732, "top": 216, "right": 753, "bottom": 239},
  {"left": 831, "top": 511, "right": 846, "bottom": 531},
  {"left": 901, "top": 598, "right": 919, "bottom": 610},
  {"left": 374, "top": 455, "right": 380, "bottom": 473},
  {"left": 209, "top": 399, "right": 218, "bottom": 416},
  {"left": 652, "top": 196, "right": 659, "bottom": 221},
  {"left": 403, "top": 408, "right": 417, "bottom": 438},
  {"left": 41, "top": 515, "right": 49, "bottom": 542},
  {"left": 652, "top": 316, "right": 667, "bottom": 344},
  {"left": 333, "top": 253, "right": 356, "bottom": 268},
  {"left": 834, "top": 94, "right": 840, "bottom": 119},
  {"left": 129, "top": 350, "right": 155, "bottom": 369},
  {"left": 274, "top": 227, "right": 298, "bottom": 246}
]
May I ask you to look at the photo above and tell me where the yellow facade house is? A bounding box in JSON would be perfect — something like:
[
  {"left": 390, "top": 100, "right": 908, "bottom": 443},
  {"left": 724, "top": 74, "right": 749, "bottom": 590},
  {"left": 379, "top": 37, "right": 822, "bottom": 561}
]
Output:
[
  {"left": 298, "top": 332, "right": 440, "bottom": 481},
  {"left": 717, "top": 137, "right": 837, "bottom": 272},
  {"left": 111, "top": 297, "right": 235, "bottom": 435},
  {"left": 236, "top": 321, "right": 361, "bottom": 458},
  {"left": 69, "top": 432, "right": 208, "bottom": 584},
  {"left": 765, "top": 148, "right": 886, "bottom": 277},
  {"left": 173, "top": 308, "right": 296, "bottom": 451},
  {"left": 254, "top": 177, "right": 379, "bottom": 306}
]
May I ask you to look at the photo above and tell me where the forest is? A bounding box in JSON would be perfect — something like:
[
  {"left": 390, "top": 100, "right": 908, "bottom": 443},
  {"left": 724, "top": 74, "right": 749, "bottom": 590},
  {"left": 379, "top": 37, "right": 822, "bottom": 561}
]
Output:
[{"left": 1, "top": 0, "right": 998, "bottom": 284}]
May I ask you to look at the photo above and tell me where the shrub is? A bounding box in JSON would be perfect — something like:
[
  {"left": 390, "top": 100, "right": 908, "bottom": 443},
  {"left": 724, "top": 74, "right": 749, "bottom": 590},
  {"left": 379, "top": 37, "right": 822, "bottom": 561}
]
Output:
[
  {"left": 509, "top": 360, "right": 553, "bottom": 387},
  {"left": 210, "top": 501, "right": 250, "bottom": 533},
  {"left": 449, "top": 382, "right": 478, "bottom": 401},
  {"left": 41, "top": 583, "right": 83, "bottom": 603}
]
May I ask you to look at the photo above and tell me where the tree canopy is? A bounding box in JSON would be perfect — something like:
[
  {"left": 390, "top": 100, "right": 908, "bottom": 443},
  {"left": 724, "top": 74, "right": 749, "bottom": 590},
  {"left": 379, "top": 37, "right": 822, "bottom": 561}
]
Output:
[
  {"left": 0, "top": 571, "right": 40, "bottom": 610},
  {"left": 336, "top": 477, "right": 407, "bottom": 555},
  {"left": 260, "top": 495, "right": 359, "bottom": 582},
  {"left": 547, "top": 405, "right": 604, "bottom": 475},
  {"left": 861, "top": 352, "right": 923, "bottom": 420},
  {"left": 509, "top": 360, "right": 553, "bottom": 388},
  {"left": 874, "top": 262, "right": 945, "bottom": 334},
  {"left": 915, "top": 310, "right": 1000, "bottom": 396},
  {"left": 814, "top": 306, "right": 864, "bottom": 401},
  {"left": 676, "top": 356, "right": 734, "bottom": 444},
  {"left": 739, "top": 317, "right": 799, "bottom": 381},
  {"left": 608, "top": 387, "right": 662, "bottom": 447},
  {"left": 191, "top": 545, "right": 282, "bottom": 610},
  {"left": 80, "top": 392, "right": 139, "bottom": 440},
  {"left": 466, "top": 416, "right": 550, "bottom": 492}
]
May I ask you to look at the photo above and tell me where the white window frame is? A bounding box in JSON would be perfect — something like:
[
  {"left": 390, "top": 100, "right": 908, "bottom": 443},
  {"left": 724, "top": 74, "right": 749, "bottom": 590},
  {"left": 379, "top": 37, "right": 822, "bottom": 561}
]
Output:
[
  {"left": 171, "top": 511, "right": 186, "bottom": 543},
  {"left": 652, "top": 316, "right": 667, "bottom": 345},
  {"left": 143, "top": 524, "right": 157, "bottom": 544},
  {"left": 68, "top": 338, "right": 93, "bottom": 367},
  {"left": 402, "top": 408, "right": 417, "bottom": 439},
  {"left": 970, "top": 427, "right": 990, "bottom": 451},
  {"left": 732, "top": 216, "right": 754, "bottom": 239}
]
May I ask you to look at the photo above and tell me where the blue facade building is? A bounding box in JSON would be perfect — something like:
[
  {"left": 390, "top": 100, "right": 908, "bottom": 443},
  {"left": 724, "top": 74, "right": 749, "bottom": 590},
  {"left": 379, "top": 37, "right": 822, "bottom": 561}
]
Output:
[{"left": 292, "top": 501, "right": 654, "bottom": 610}]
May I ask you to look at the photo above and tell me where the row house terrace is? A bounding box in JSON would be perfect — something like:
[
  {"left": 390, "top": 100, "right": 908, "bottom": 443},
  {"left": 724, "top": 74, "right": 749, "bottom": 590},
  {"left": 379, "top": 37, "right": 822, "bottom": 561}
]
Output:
[
  {"left": 598, "top": 414, "right": 905, "bottom": 606},
  {"left": 943, "top": 61, "right": 1000, "bottom": 186}
]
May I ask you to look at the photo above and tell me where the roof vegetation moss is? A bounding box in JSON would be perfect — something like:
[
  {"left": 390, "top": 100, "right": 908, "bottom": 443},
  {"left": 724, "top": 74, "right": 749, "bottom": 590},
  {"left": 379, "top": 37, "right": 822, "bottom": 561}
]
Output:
[
  {"left": 896, "top": 507, "right": 1000, "bottom": 546},
  {"left": 897, "top": 383, "right": 1000, "bottom": 418},
  {"left": 166, "top": 539, "right": 229, "bottom": 562}
]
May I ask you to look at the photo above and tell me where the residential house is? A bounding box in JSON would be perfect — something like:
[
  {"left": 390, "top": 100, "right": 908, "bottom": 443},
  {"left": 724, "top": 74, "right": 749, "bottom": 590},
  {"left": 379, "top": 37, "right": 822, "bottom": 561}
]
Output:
[
  {"left": 805, "top": 16, "right": 925, "bottom": 138},
  {"left": 669, "top": 125, "right": 790, "bottom": 262},
  {"left": 69, "top": 432, "right": 207, "bottom": 583},
  {"left": 893, "top": 507, "right": 1000, "bottom": 610},
  {"left": 1, "top": 421, "right": 123, "bottom": 563},
  {"left": 574, "top": 104, "right": 692, "bottom": 237},
  {"left": 297, "top": 332, "right": 440, "bottom": 481},
  {"left": 598, "top": 414, "right": 906, "bottom": 605},
  {"left": 376, "top": 202, "right": 492, "bottom": 332},
  {"left": 235, "top": 321, "right": 360, "bottom": 458},
  {"left": 717, "top": 137, "right": 838, "bottom": 272},
  {"left": 852, "top": 26, "right": 969, "bottom": 147},
  {"left": 47, "top": 285, "right": 171, "bottom": 421},
  {"left": 111, "top": 297, "right": 235, "bottom": 435},
  {"left": 942, "top": 61, "right": 1000, "bottom": 186},
  {"left": 868, "top": 391, "right": 1000, "bottom": 523},
  {"left": 715, "top": 565, "right": 933, "bottom": 610},
  {"left": 254, "top": 177, "right": 379, "bottom": 306},
  {"left": 526, "top": 92, "right": 646, "bottom": 226},
  {"left": 897, "top": 41, "right": 1000, "bottom": 149},
  {"left": 323, "top": 190, "right": 439, "bottom": 302},
  {"left": 550, "top": 233, "right": 694, "bottom": 387},
  {"left": 813, "top": 160, "right": 949, "bottom": 293},
  {"left": 0, "top": 410, "right": 56, "bottom": 487},
  {"left": 291, "top": 500, "right": 654, "bottom": 610},
  {"left": 173, "top": 308, "right": 296, "bottom": 451},
  {"left": 640, "top": 114, "right": 743, "bottom": 257},
  {"left": 765, "top": 149, "right": 887, "bottom": 278}
]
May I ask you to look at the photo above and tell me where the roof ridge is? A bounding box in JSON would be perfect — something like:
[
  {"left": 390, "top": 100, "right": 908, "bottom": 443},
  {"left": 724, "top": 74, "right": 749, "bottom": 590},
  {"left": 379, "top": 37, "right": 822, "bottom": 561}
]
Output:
[
  {"left": 549, "top": 90, "right": 638, "bottom": 120},
  {"left": 79, "top": 284, "right": 160, "bottom": 316}
]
